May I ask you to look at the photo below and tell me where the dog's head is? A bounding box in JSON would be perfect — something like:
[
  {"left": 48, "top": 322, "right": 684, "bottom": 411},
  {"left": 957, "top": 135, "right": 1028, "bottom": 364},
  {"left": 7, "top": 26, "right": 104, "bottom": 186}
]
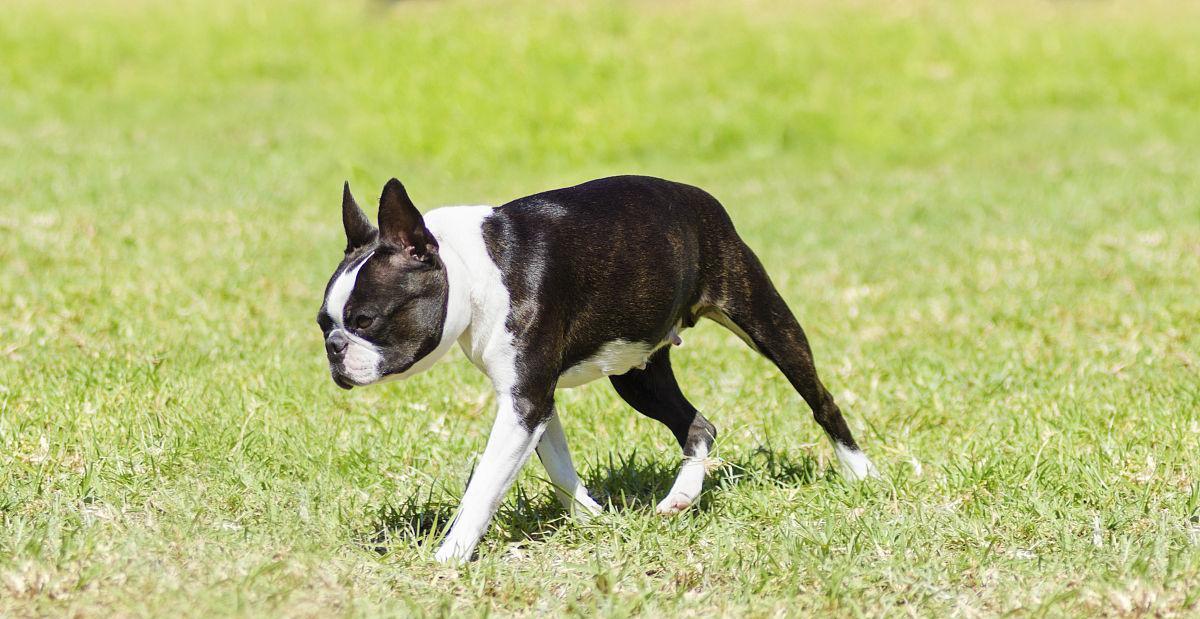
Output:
[{"left": 318, "top": 179, "right": 448, "bottom": 389}]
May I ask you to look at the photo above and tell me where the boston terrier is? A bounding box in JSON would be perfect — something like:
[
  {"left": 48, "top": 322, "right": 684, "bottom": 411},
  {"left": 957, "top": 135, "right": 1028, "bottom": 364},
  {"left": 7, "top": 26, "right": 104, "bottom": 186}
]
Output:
[{"left": 318, "top": 175, "right": 878, "bottom": 563}]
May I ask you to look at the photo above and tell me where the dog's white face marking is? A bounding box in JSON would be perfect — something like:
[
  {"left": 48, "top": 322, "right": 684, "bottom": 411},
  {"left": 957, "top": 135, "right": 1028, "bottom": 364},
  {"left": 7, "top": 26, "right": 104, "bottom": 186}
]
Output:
[
  {"left": 324, "top": 252, "right": 372, "bottom": 330},
  {"left": 324, "top": 252, "right": 386, "bottom": 384},
  {"left": 833, "top": 442, "right": 879, "bottom": 481}
]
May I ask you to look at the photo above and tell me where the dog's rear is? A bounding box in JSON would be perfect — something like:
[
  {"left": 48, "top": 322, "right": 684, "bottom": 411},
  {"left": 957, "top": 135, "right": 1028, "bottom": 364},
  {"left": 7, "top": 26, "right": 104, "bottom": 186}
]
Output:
[{"left": 485, "top": 175, "right": 877, "bottom": 512}]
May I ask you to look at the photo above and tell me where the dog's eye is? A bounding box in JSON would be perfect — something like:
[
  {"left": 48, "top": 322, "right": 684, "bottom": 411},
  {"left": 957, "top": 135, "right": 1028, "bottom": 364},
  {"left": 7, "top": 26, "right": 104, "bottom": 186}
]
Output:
[{"left": 354, "top": 315, "right": 375, "bottom": 330}]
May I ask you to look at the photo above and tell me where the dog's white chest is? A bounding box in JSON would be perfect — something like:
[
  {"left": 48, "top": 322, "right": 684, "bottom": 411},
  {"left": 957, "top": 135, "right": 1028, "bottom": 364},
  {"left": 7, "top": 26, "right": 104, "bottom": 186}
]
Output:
[{"left": 557, "top": 340, "right": 655, "bottom": 388}]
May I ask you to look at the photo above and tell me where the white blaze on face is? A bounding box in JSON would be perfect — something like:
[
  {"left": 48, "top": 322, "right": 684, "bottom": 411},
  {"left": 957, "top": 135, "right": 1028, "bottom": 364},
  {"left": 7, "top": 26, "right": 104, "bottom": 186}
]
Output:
[{"left": 324, "top": 251, "right": 384, "bottom": 384}]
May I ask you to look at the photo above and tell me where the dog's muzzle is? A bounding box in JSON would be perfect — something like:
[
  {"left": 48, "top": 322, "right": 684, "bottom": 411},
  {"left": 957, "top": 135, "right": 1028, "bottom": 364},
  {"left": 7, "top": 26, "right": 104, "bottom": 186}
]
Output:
[{"left": 325, "top": 331, "right": 355, "bottom": 389}]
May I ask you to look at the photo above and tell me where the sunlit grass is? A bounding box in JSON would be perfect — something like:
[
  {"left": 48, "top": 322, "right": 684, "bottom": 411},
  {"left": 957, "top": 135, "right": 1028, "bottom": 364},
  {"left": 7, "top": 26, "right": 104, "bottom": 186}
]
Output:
[{"left": 1, "top": 0, "right": 1199, "bottom": 616}]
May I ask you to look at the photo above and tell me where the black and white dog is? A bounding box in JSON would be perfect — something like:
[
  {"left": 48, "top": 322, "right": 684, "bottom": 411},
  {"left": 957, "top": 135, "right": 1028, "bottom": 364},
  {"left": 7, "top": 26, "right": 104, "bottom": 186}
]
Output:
[{"left": 318, "top": 175, "right": 877, "bottom": 562}]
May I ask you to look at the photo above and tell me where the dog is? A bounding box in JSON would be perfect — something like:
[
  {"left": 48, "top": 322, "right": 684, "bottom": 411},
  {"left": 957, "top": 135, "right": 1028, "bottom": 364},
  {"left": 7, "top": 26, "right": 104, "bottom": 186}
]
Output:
[{"left": 318, "top": 175, "right": 877, "bottom": 563}]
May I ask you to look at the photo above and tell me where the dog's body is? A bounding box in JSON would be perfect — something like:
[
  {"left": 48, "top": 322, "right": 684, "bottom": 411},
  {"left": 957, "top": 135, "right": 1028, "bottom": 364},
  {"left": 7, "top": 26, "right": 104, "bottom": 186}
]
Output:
[{"left": 319, "top": 175, "right": 876, "bottom": 562}]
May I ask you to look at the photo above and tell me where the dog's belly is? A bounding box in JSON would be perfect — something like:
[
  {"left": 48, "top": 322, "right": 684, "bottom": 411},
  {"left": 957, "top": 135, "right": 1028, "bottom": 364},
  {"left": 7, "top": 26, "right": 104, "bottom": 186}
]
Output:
[
  {"left": 556, "top": 324, "right": 685, "bottom": 389},
  {"left": 557, "top": 340, "right": 657, "bottom": 389}
]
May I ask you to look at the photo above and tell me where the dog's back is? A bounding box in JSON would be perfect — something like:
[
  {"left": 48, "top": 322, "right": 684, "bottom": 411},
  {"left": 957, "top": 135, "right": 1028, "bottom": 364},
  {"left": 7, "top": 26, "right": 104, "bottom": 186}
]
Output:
[{"left": 480, "top": 175, "right": 740, "bottom": 371}]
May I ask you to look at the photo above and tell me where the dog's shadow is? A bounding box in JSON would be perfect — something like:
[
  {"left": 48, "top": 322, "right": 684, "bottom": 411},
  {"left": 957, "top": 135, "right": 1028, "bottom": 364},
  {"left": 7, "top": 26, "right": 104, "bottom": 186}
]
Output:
[{"left": 366, "top": 445, "right": 824, "bottom": 554}]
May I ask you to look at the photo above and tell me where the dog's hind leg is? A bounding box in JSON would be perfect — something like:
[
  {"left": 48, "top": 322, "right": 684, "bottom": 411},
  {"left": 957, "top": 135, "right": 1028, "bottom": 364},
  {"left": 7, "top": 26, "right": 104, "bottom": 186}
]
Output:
[
  {"left": 536, "top": 412, "right": 603, "bottom": 518},
  {"left": 610, "top": 348, "right": 716, "bottom": 514},
  {"left": 706, "top": 245, "right": 878, "bottom": 480}
]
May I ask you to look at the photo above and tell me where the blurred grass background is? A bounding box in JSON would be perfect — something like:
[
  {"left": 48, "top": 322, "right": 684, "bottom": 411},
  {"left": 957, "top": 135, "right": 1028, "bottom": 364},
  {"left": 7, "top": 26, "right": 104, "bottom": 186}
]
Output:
[{"left": 1, "top": 0, "right": 1199, "bottom": 616}]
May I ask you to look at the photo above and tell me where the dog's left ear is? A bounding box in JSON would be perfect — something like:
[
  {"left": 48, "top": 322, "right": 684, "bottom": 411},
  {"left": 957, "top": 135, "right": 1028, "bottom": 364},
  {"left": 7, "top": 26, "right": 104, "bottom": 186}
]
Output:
[
  {"left": 342, "top": 181, "right": 377, "bottom": 252},
  {"left": 378, "top": 178, "right": 438, "bottom": 263}
]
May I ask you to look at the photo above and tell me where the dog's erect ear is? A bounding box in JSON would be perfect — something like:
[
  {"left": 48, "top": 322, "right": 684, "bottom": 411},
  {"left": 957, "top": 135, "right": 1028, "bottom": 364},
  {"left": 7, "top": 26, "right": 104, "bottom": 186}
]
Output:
[
  {"left": 342, "top": 181, "right": 377, "bottom": 252},
  {"left": 377, "top": 178, "right": 438, "bottom": 262}
]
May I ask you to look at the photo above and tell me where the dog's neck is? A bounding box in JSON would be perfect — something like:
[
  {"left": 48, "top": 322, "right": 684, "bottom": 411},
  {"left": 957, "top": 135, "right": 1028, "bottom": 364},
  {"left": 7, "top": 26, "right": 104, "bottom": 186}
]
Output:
[{"left": 422, "top": 206, "right": 510, "bottom": 375}]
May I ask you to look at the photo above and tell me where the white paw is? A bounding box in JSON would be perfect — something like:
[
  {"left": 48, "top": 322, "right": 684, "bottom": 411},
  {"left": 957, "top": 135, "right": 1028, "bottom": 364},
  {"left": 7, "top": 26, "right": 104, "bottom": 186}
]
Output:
[
  {"left": 838, "top": 454, "right": 880, "bottom": 481},
  {"left": 841, "top": 460, "right": 880, "bottom": 481},
  {"left": 655, "top": 492, "right": 694, "bottom": 515},
  {"left": 571, "top": 495, "right": 604, "bottom": 520},
  {"left": 434, "top": 541, "right": 471, "bottom": 564},
  {"left": 834, "top": 444, "right": 879, "bottom": 481}
]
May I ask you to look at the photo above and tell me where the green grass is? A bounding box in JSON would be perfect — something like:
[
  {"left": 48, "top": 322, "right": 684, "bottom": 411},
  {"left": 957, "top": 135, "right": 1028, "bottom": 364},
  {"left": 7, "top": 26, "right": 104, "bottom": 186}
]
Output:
[{"left": 2, "top": 0, "right": 1200, "bottom": 615}]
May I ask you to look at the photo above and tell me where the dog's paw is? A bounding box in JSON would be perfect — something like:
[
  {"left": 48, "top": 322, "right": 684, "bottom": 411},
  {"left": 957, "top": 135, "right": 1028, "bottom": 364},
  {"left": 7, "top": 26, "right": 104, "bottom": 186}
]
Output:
[
  {"left": 434, "top": 542, "right": 471, "bottom": 565},
  {"left": 655, "top": 493, "right": 694, "bottom": 515},
  {"left": 571, "top": 495, "right": 604, "bottom": 520},
  {"left": 834, "top": 444, "right": 879, "bottom": 481},
  {"left": 840, "top": 461, "right": 880, "bottom": 481}
]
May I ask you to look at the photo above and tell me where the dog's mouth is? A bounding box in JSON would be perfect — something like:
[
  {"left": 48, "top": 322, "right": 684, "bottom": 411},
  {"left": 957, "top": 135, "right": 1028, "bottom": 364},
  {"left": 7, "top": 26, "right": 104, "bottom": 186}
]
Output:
[{"left": 331, "top": 371, "right": 356, "bottom": 390}]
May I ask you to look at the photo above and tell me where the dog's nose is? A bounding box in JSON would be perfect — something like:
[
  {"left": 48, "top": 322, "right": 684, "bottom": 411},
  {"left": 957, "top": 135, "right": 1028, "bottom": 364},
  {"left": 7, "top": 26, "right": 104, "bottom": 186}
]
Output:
[{"left": 325, "top": 331, "right": 349, "bottom": 357}]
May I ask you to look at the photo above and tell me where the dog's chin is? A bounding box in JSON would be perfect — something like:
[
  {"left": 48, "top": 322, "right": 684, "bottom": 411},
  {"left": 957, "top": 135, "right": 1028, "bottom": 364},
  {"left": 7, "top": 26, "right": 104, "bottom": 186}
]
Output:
[
  {"left": 330, "top": 371, "right": 357, "bottom": 390},
  {"left": 329, "top": 352, "right": 420, "bottom": 391}
]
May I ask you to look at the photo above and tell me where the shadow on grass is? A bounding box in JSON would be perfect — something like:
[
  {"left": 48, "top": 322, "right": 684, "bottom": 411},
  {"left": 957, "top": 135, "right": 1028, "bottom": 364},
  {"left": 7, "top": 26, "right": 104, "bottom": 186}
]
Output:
[
  {"left": 365, "top": 445, "right": 822, "bottom": 554},
  {"left": 585, "top": 445, "right": 824, "bottom": 512},
  {"left": 367, "top": 486, "right": 460, "bottom": 554}
]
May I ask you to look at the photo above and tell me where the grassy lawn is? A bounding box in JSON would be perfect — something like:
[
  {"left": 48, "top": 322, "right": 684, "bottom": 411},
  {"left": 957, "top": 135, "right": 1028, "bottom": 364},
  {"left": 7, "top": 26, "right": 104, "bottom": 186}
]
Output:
[{"left": 2, "top": 0, "right": 1199, "bottom": 615}]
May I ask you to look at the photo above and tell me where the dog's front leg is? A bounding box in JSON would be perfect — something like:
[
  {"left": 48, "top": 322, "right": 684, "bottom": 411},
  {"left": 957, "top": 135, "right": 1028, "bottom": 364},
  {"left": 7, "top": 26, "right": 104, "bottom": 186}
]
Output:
[{"left": 435, "top": 391, "right": 549, "bottom": 563}]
